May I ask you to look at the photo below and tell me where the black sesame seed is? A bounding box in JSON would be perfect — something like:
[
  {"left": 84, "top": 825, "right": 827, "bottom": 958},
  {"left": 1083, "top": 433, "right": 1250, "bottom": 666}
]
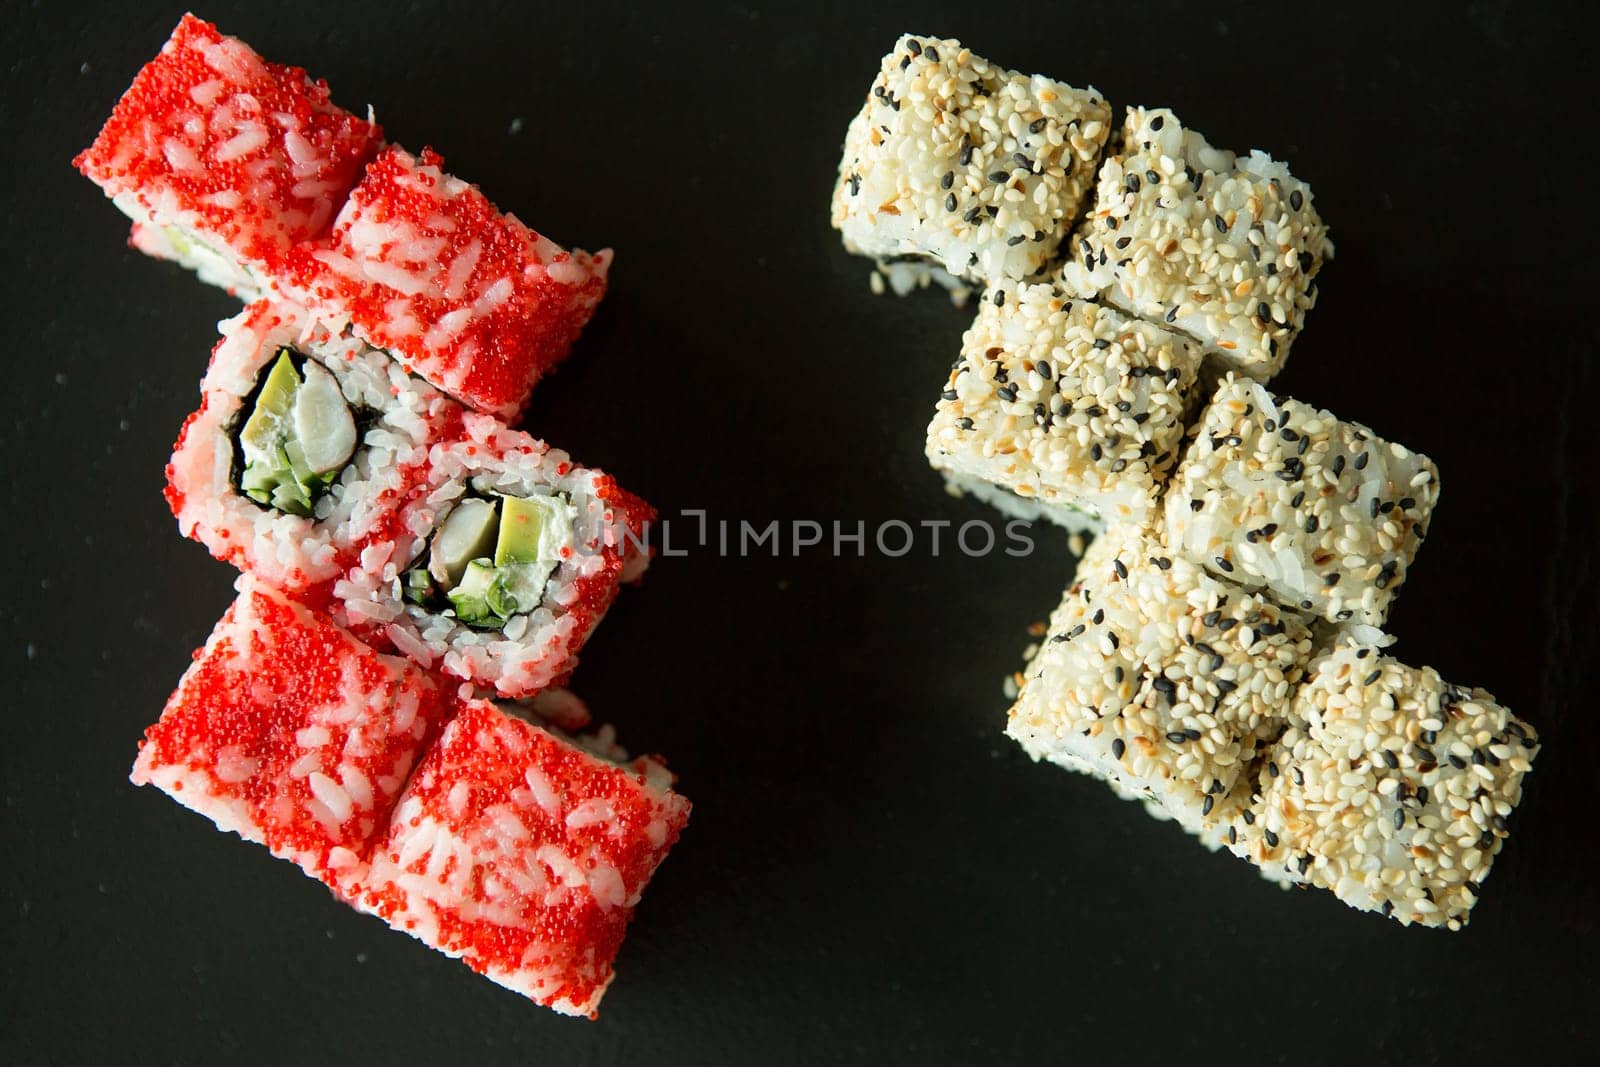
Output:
[
  {"left": 1323, "top": 573, "right": 1341, "bottom": 587},
  {"left": 1127, "top": 174, "right": 1141, "bottom": 193},
  {"left": 1166, "top": 730, "right": 1189, "bottom": 744},
  {"left": 1092, "top": 609, "right": 1104, "bottom": 624},
  {"left": 1364, "top": 670, "right": 1382, "bottom": 686},
  {"left": 1268, "top": 761, "right": 1280, "bottom": 778},
  {"left": 1228, "top": 826, "right": 1237, "bottom": 845},
  {"left": 1202, "top": 795, "right": 1215, "bottom": 816},
  {"left": 1215, "top": 678, "right": 1237, "bottom": 694},
  {"left": 955, "top": 417, "right": 974, "bottom": 430},
  {"left": 941, "top": 170, "right": 955, "bottom": 190},
  {"left": 1190, "top": 499, "right": 1203, "bottom": 512},
  {"left": 1112, "top": 738, "right": 1126, "bottom": 759},
  {"left": 1289, "top": 188, "right": 1303, "bottom": 211},
  {"left": 1214, "top": 556, "right": 1234, "bottom": 573},
  {"left": 993, "top": 289, "right": 1006, "bottom": 307},
  {"left": 906, "top": 38, "right": 922, "bottom": 55},
  {"left": 988, "top": 170, "right": 1009, "bottom": 183},
  {"left": 1242, "top": 809, "right": 1256, "bottom": 825},
  {"left": 1264, "top": 829, "right": 1279, "bottom": 848},
  {"left": 1146, "top": 169, "right": 1160, "bottom": 184},
  {"left": 1393, "top": 808, "right": 1405, "bottom": 831},
  {"left": 1213, "top": 214, "right": 1228, "bottom": 234},
  {"left": 1383, "top": 749, "right": 1399, "bottom": 769},
  {"left": 945, "top": 192, "right": 957, "bottom": 212},
  {"left": 1151, "top": 114, "right": 1165, "bottom": 130},
  {"left": 1258, "top": 302, "right": 1272, "bottom": 322},
  {"left": 1093, "top": 338, "right": 1111, "bottom": 350},
  {"left": 924, "top": 45, "right": 939, "bottom": 61},
  {"left": 1355, "top": 451, "right": 1370, "bottom": 470},
  {"left": 1112, "top": 558, "right": 1128, "bottom": 580},
  {"left": 1290, "top": 490, "right": 1305, "bottom": 508}
]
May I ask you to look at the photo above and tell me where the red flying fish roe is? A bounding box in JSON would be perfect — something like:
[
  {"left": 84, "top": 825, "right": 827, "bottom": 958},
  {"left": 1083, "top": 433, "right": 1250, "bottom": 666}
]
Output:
[
  {"left": 129, "top": 577, "right": 450, "bottom": 900},
  {"left": 283, "top": 145, "right": 611, "bottom": 419},
  {"left": 363, "top": 697, "right": 690, "bottom": 1018},
  {"left": 74, "top": 14, "right": 381, "bottom": 279}
]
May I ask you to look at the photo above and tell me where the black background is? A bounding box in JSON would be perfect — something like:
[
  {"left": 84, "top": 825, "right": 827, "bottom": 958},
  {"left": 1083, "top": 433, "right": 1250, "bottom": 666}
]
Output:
[{"left": 5, "top": 1, "right": 1597, "bottom": 1063}]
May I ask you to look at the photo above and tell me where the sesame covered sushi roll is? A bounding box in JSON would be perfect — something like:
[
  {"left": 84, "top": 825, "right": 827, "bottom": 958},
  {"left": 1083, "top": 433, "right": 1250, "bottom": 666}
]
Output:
[
  {"left": 130, "top": 576, "right": 449, "bottom": 899},
  {"left": 282, "top": 145, "right": 610, "bottom": 418},
  {"left": 334, "top": 413, "right": 653, "bottom": 698},
  {"left": 831, "top": 34, "right": 1111, "bottom": 285},
  {"left": 926, "top": 281, "right": 1202, "bottom": 530},
  {"left": 362, "top": 696, "right": 691, "bottom": 1018},
  {"left": 1061, "top": 107, "right": 1331, "bottom": 379},
  {"left": 1007, "top": 525, "right": 1314, "bottom": 838},
  {"left": 1242, "top": 643, "right": 1539, "bottom": 929},
  {"left": 1163, "top": 375, "right": 1439, "bottom": 627},
  {"left": 74, "top": 14, "right": 381, "bottom": 299},
  {"left": 166, "top": 300, "right": 461, "bottom": 597}
]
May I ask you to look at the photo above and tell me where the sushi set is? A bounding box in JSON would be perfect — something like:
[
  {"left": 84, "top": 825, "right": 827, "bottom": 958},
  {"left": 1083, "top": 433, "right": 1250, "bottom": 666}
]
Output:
[
  {"left": 831, "top": 34, "right": 1539, "bottom": 930},
  {"left": 77, "top": 14, "right": 684, "bottom": 1017}
]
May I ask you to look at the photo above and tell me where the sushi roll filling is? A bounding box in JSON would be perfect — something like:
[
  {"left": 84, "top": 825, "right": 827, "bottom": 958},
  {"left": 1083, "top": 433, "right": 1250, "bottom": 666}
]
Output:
[
  {"left": 233, "top": 348, "right": 360, "bottom": 516},
  {"left": 403, "top": 491, "right": 576, "bottom": 630}
]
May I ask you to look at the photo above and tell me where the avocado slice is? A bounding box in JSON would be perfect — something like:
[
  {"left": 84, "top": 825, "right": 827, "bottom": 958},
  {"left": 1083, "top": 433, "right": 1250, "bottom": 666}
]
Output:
[
  {"left": 430, "top": 498, "right": 500, "bottom": 588},
  {"left": 292, "top": 361, "right": 357, "bottom": 475},
  {"left": 239, "top": 350, "right": 300, "bottom": 463},
  {"left": 495, "top": 494, "right": 564, "bottom": 566},
  {"left": 447, "top": 559, "right": 499, "bottom": 626}
]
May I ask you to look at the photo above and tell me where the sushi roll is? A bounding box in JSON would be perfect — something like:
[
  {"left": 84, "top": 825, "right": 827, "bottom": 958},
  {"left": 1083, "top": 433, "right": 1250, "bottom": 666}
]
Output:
[
  {"left": 1007, "top": 525, "right": 1314, "bottom": 837},
  {"left": 281, "top": 145, "right": 611, "bottom": 418},
  {"left": 129, "top": 576, "right": 449, "bottom": 899},
  {"left": 1241, "top": 643, "right": 1539, "bottom": 929},
  {"left": 1061, "top": 107, "right": 1332, "bottom": 379},
  {"left": 362, "top": 696, "right": 691, "bottom": 1018},
  {"left": 333, "top": 412, "right": 654, "bottom": 698},
  {"left": 1163, "top": 375, "right": 1440, "bottom": 627},
  {"left": 830, "top": 34, "right": 1111, "bottom": 285},
  {"left": 74, "top": 14, "right": 381, "bottom": 299},
  {"left": 165, "top": 300, "right": 461, "bottom": 596},
  {"left": 925, "top": 281, "right": 1202, "bottom": 530}
]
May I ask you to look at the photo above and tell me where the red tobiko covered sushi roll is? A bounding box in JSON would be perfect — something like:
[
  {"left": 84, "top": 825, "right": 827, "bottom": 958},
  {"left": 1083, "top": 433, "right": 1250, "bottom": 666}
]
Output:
[
  {"left": 363, "top": 696, "right": 691, "bottom": 1018},
  {"left": 165, "top": 299, "right": 462, "bottom": 601},
  {"left": 333, "top": 413, "right": 654, "bottom": 699},
  {"left": 130, "top": 576, "right": 450, "bottom": 899},
  {"left": 74, "top": 14, "right": 381, "bottom": 298},
  {"left": 282, "top": 145, "right": 611, "bottom": 419}
]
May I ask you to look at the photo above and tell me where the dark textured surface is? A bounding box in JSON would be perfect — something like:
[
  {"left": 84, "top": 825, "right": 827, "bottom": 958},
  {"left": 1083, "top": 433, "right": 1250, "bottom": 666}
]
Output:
[{"left": 4, "top": 1, "right": 1596, "bottom": 1062}]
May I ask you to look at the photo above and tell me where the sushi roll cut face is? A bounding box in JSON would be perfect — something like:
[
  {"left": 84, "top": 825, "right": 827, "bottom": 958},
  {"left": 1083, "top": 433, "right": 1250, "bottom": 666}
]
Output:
[
  {"left": 283, "top": 145, "right": 611, "bottom": 419},
  {"left": 362, "top": 697, "right": 691, "bottom": 1018},
  {"left": 926, "top": 282, "right": 1202, "bottom": 528},
  {"left": 830, "top": 34, "right": 1112, "bottom": 283},
  {"left": 1007, "top": 525, "right": 1314, "bottom": 838},
  {"left": 1240, "top": 644, "right": 1539, "bottom": 929},
  {"left": 74, "top": 14, "right": 381, "bottom": 299},
  {"left": 1060, "top": 107, "right": 1332, "bottom": 380},
  {"left": 166, "top": 300, "right": 460, "bottom": 594},
  {"left": 129, "top": 577, "right": 450, "bottom": 899},
  {"left": 333, "top": 413, "right": 654, "bottom": 698},
  {"left": 1163, "top": 375, "right": 1439, "bottom": 627}
]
